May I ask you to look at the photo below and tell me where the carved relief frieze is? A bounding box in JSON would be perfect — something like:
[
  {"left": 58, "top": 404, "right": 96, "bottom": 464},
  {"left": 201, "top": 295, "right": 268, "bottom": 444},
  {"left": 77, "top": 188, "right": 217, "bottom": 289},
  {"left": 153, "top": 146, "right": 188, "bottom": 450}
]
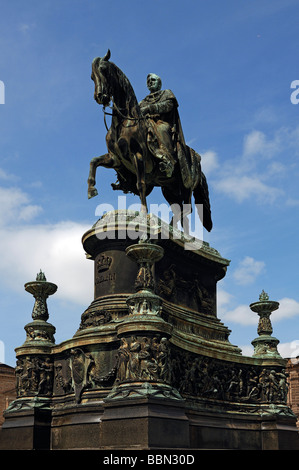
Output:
[
  {"left": 170, "top": 348, "right": 289, "bottom": 406},
  {"left": 15, "top": 355, "right": 54, "bottom": 398},
  {"left": 115, "top": 335, "right": 171, "bottom": 385},
  {"left": 79, "top": 308, "right": 112, "bottom": 330},
  {"left": 54, "top": 360, "right": 72, "bottom": 395},
  {"left": 156, "top": 263, "right": 214, "bottom": 314}
]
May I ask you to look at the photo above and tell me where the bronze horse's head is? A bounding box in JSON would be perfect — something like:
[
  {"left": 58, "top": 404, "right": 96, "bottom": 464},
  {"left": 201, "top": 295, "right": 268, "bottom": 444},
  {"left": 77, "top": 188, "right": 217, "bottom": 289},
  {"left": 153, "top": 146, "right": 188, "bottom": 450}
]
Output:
[{"left": 91, "top": 49, "right": 112, "bottom": 107}]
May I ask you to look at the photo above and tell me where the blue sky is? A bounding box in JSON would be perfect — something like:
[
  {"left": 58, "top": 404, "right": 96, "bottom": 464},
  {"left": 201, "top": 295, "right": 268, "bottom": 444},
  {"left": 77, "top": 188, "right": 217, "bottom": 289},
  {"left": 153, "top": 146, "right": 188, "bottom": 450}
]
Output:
[{"left": 1, "top": 0, "right": 299, "bottom": 366}]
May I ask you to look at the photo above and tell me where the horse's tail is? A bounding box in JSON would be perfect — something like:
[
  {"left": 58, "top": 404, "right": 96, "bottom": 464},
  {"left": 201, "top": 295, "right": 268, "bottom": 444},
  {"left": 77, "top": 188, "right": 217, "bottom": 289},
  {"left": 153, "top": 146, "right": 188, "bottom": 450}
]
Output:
[
  {"left": 178, "top": 146, "right": 212, "bottom": 232},
  {"left": 193, "top": 171, "right": 213, "bottom": 232}
]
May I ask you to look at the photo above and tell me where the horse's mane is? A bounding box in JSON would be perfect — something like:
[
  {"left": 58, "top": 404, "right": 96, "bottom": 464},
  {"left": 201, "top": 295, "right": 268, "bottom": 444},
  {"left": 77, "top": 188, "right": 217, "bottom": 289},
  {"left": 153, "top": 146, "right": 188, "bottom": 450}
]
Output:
[{"left": 108, "top": 61, "right": 140, "bottom": 115}]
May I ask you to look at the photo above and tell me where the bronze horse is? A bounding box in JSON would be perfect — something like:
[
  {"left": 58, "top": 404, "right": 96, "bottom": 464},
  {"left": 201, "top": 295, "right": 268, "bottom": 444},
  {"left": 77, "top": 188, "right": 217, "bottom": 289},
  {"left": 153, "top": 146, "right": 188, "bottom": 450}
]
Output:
[{"left": 88, "top": 50, "right": 212, "bottom": 232}]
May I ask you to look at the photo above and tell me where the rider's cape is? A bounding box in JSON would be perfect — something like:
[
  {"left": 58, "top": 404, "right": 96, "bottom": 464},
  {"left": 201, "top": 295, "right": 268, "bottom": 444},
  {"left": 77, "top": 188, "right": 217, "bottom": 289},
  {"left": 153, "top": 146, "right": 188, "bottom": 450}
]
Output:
[
  {"left": 140, "top": 89, "right": 201, "bottom": 190},
  {"left": 140, "top": 89, "right": 212, "bottom": 232},
  {"left": 170, "top": 95, "right": 201, "bottom": 191},
  {"left": 173, "top": 103, "right": 212, "bottom": 231}
]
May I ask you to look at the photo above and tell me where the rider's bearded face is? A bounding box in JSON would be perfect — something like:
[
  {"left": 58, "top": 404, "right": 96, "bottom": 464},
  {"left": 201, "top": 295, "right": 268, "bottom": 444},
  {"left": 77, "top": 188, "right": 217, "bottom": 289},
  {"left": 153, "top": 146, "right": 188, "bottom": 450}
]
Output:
[{"left": 147, "top": 74, "right": 161, "bottom": 93}]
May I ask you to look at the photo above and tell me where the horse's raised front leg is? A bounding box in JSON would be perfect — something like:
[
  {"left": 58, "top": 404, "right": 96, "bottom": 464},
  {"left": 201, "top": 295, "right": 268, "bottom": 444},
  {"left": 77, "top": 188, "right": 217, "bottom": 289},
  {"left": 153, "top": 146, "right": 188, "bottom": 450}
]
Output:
[{"left": 87, "top": 153, "right": 114, "bottom": 199}]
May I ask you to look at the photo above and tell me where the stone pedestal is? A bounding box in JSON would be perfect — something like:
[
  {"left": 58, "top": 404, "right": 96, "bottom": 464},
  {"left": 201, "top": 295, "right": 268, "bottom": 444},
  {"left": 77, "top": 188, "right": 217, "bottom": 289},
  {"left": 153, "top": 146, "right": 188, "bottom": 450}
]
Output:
[
  {"left": 1, "top": 211, "right": 298, "bottom": 450},
  {"left": 0, "top": 398, "right": 52, "bottom": 450},
  {"left": 100, "top": 396, "right": 189, "bottom": 450},
  {"left": 98, "top": 235, "right": 189, "bottom": 449}
]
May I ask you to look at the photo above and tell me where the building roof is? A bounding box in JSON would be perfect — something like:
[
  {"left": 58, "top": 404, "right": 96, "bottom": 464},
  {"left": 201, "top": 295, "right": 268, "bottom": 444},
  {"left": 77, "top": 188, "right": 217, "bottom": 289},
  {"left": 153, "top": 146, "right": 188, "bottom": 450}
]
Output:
[{"left": 0, "top": 363, "right": 15, "bottom": 373}]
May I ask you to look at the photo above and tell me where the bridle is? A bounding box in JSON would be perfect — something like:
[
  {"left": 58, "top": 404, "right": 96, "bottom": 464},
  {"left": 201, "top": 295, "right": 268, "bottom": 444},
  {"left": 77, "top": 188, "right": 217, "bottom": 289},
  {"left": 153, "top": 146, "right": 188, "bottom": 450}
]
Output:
[{"left": 102, "top": 98, "right": 147, "bottom": 131}]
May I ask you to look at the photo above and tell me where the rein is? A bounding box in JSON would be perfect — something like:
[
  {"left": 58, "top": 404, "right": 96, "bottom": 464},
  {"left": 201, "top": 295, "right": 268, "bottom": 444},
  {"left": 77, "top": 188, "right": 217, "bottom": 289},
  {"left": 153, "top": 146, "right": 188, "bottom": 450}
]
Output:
[{"left": 102, "top": 99, "right": 147, "bottom": 131}]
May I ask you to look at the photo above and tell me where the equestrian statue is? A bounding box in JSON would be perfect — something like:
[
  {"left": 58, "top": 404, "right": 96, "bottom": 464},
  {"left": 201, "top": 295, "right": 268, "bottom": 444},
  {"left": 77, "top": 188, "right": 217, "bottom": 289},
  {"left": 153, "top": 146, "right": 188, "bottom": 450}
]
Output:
[{"left": 87, "top": 50, "right": 212, "bottom": 232}]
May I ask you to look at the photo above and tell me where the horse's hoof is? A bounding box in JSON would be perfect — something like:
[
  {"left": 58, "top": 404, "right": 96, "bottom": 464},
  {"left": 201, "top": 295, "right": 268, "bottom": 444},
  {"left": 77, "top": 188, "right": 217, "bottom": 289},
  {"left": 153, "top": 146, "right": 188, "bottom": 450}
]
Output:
[{"left": 88, "top": 187, "right": 98, "bottom": 199}]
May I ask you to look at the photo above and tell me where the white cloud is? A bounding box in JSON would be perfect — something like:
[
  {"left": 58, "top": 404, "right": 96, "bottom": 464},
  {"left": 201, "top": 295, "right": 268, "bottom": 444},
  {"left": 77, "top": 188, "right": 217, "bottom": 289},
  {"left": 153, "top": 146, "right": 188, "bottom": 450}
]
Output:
[
  {"left": 286, "top": 198, "right": 299, "bottom": 207},
  {"left": 0, "top": 169, "right": 15, "bottom": 181},
  {"left": 221, "top": 303, "right": 257, "bottom": 326},
  {"left": 0, "top": 176, "right": 93, "bottom": 307},
  {"left": 217, "top": 288, "right": 257, "bottom": 325},
  {"left": 267, "top": 161, "right": 286, "bottom": 176},
  {"left": 18, "top": 23, "right": 36, "bottom": 34},
  {"left": 243, "top": 129, "right": 281, "bottom": 158},
  {"left": 217, "top": 288, "right": 233, "bottom": 311},
  {"left": 18, "top": 204, "right": 42, "bottom": 221},
  {"left": 218, "top": 287, "right": 299, "bottom": 327},
  {"left": 243, "top": 130, "right": 266, "bottom": 156},
  {"left": 200, "top": 150, "right": 219, "bottom": 175},
  {"left": 274, "top": 297, "right": 299, "bottom": 322},
  {"left": 278, "top": 341, "right": 299, "bottom": 359},
  {"left": 252, "top": 106, "right": 279, "bottom": 126},
  {"left": 0, "top": 221, "right": 93, "bottom": 306},
  {"left": 216, "top": 175, "right": 282, "bottom": 204},
  {"left": 0, "top": 186, "right": 42, "bottom": 225},
  {"left": 239, "top": 344, "right": 254, "bottom": 357},
  {"left": 233, "top": 256, "right": 265, "bottom": 285},
  {"left": 208, "top": 127, "right": 299, "bottom": 205}
]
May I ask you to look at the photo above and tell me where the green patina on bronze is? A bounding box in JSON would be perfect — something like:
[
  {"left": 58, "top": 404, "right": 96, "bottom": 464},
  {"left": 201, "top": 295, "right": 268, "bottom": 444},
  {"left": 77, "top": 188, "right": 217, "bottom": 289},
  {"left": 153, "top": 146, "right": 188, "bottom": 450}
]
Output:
[{"left": 87, "top": 50, "right": 212, "bottom": 233}]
